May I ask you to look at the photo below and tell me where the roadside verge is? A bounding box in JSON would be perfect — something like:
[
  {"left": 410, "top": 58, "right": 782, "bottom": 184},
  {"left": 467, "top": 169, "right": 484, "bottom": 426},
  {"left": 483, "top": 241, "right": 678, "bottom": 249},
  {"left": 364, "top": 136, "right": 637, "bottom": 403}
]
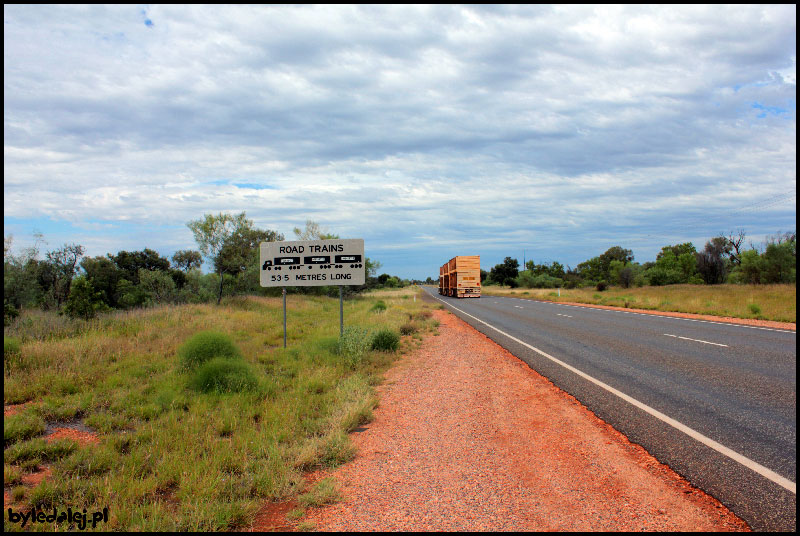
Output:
[{"left": 295, "top": 308, "right": 750, "bottom": 531}]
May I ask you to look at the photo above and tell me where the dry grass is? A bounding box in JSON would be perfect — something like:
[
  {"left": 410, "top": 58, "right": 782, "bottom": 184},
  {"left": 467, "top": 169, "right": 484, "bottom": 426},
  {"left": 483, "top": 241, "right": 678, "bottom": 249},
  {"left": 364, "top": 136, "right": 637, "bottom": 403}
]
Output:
[{"left": 481, "top": 284, "right": 796, "bottom": 323}]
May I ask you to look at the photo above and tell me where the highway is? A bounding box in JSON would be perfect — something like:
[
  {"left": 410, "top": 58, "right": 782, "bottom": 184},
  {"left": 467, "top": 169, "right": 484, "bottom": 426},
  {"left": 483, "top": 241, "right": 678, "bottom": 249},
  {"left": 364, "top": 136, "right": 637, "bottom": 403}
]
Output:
[{"left": 420, "top": 286, "right": 796, "bottom": 531}]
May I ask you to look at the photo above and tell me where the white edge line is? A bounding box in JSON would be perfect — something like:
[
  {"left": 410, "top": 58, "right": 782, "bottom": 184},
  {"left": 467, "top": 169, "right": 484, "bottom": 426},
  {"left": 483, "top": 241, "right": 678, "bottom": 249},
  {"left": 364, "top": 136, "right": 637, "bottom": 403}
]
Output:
[{"left": 429, "top": 291, "right": 796, "bottom": 494}]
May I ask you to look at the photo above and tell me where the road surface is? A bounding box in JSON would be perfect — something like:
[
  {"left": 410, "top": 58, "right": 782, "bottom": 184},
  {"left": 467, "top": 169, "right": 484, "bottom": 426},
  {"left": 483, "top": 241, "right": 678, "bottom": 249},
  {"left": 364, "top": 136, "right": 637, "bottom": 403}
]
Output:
[{"left": 421, "top": 286, "right": 796, "bottom": 531}]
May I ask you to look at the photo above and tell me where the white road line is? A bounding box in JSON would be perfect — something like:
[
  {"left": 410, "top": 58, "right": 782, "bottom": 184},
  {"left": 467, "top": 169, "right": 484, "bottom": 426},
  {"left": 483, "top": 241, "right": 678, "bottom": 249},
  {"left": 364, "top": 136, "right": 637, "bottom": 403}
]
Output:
[
  {"left": 514, "top": 305, "right": 523, "bottom": 309},
  {"left": 664, "top": 334, "right": 728, "bottom": 347},
  {"left": 557, "top": 313, "right": 573, "bottom": 318},
  {"left": 428, "top": 291, "right": 796, "bottom": 494}
]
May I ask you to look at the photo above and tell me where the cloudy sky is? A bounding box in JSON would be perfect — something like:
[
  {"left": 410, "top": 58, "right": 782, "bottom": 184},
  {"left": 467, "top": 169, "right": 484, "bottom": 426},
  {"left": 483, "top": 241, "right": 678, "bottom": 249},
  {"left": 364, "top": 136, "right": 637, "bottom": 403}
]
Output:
[{"left": 4, "top": 4, "right": 796, "bottom": 279}]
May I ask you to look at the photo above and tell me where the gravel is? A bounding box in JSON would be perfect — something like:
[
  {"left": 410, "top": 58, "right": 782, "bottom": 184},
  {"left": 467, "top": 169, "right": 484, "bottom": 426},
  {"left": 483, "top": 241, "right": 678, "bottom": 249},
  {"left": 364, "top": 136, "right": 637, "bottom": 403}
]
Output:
[{"left": 299, "top": 308, "right": 750, "bottom": 531}]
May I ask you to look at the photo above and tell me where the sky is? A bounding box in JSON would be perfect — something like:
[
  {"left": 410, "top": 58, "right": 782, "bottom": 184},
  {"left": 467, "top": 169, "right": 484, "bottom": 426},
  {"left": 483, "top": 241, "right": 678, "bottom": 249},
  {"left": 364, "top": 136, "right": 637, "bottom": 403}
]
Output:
[{"left": 4, "top": 4, "right": 796, "bottom": 280}]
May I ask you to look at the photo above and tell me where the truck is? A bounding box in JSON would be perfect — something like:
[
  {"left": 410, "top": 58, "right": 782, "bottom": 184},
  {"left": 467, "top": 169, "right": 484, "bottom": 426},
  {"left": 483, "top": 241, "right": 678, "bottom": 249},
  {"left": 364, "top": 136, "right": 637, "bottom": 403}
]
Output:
[{"left": 439, "top": 256, "right": 481, "bottom": 298}]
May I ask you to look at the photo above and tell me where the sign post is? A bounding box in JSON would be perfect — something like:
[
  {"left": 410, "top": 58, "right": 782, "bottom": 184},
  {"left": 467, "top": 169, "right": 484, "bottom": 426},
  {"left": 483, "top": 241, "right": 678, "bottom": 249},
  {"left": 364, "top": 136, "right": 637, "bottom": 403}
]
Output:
[{"left": 260, "top": 239, "right": 365, "bottom": 346}]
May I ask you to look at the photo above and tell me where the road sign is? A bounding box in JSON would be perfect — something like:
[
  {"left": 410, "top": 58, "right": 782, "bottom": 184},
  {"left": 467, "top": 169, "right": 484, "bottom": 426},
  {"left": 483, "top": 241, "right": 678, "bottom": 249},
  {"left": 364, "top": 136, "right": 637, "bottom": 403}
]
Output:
[{"left": 260, "top": 239, "right": 365, "bottom": 287}]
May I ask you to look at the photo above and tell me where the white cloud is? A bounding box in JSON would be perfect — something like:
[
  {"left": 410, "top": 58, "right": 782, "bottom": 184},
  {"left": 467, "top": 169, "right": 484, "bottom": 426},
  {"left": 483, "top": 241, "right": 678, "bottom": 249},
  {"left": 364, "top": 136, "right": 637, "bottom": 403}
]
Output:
[{"left": 3, "top": 4, "right": 795, "bottom": 277}]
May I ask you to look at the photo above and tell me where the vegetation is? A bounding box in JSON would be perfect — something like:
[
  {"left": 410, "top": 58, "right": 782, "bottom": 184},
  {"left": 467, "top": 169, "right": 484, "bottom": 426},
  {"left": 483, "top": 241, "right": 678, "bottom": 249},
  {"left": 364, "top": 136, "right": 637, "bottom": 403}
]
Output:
[
  {"left": 3, "top": 287, "right": 439, "bottom": 530},
  {"left": 481, "top": 284, "right": 796, "bottom": 323},
  {"left": 478, "top": 230, "right": 795, "bottom": 322},
  {"left": 4, "top": 218, "right": 411, "bottom": 327}
]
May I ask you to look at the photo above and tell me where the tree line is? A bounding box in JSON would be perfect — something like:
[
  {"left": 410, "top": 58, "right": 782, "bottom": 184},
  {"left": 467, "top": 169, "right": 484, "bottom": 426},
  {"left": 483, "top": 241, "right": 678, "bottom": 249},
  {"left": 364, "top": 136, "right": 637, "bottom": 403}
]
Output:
[
  {"left": 3, "top": 214, "right": 403, "bottom": 324},
  {"left": 481, "top": 230, "right": 796, "bottom": 290}
]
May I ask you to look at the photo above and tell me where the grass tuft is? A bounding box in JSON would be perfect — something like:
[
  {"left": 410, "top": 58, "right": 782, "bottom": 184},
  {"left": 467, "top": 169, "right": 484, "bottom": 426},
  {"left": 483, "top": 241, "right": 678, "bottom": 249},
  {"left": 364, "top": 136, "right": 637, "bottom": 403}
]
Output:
[
  {"left": 188, "top": 357, "right": 259, "bottom": 394},
  {"left": 178, "top": 331, "right": 243, "bottom": 370}
]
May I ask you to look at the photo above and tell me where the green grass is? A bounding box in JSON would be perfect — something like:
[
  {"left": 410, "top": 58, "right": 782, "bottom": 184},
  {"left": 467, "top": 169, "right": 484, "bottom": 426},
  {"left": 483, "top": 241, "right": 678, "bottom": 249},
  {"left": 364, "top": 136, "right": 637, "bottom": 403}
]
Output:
[
  {"left": 3, "top": 287, "right": 438, "bottom": 531},
  {"left": 481, "top": 284, "right": 796, "bottom": 323},
  {"left": 298, "top": 477, "right": 342, "bottom": 507}
]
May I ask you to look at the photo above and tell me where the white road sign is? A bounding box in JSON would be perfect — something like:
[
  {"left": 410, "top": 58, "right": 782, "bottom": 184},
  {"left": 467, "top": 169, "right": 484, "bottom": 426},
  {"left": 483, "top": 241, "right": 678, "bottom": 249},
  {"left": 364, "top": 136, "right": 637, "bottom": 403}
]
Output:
[{"left": 260, "top": 239, "right": 365, "bottom": 287}]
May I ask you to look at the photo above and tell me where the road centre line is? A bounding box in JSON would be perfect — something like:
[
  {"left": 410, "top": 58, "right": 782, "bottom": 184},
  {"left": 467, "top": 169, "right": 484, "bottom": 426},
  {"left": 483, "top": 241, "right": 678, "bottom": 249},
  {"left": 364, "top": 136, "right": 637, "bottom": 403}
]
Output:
[
  {"left": 430, "top": 292, "right": 796, "bottom": 494},
  {"left": 664, "top": 334, "right": 728, "bottom": 347}
]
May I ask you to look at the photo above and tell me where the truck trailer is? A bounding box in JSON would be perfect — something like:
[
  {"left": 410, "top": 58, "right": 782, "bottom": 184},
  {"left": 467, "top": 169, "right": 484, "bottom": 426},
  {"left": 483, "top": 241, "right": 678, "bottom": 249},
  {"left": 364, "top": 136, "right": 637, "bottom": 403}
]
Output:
[{"left": 439, "top": 256, "right": 481, "bottom": 298}]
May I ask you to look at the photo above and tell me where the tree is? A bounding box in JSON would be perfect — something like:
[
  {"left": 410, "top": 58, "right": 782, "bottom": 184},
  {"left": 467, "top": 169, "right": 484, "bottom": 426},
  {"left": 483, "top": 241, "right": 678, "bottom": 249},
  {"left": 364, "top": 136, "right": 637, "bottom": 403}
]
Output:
[
  {"left": 696, "top": 237, "right": 731, "bottom": 285},
  {"left": 172, "top": 249, "right": 203, "bottom": 272},
  {"left": 293, "top": 220, "right": 338, "bottom": 240},
  {"left": 138, "top": 268, "right": 178, "bottom": 305},
  {"left": 42, "top": 243, "right": 85, "bottom": 307},
  {"left": 110, "top": 248, "right": 171, "bottom": 285},
  {"left": 762, "top": 232, "right": 796, "bottom": 283},
  {"left": 598, "top": 246, "right": 634, "bottom": 280},
  {"left": 726, "top": 229, "right": 747, "bottom": 266},
  {"left": 489, "top": 257, "right": 519, "bottom": 286},
  {"left": 188, "top": 212, "right": 278, "bottom": 304},
  {"left": 80, "top": 256, "right": 122, "bottom": 307},
  {"left": 63, "top": 276, "right": 108, "bottom": 320},
  {"left": 215, "top": 226, "right": 283, "bottom": 277}
]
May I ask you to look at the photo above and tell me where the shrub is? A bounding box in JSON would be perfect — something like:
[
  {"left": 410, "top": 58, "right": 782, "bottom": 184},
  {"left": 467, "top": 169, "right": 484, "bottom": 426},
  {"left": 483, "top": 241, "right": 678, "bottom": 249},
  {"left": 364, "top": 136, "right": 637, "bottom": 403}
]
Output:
[
  {"left": 178, "top": 331, "right": 243, "bottom": 370},
  {"left": 188, "top": 357, "right": 259, "bottom": 394},
  {"left": 748, "top": 303, "right": 762, "bottom": 316},
  {"left": 63, "top": 276, "right": 108, "bottom": 320},
  {"left": 399, "top": 323, "right": 417, "bottom": 335},
  {"left": 371, "top": 329, "right": 399, "bottom": 352},
  {"left": 4, "top": 301, "right": 20, "bottom": 326},
  {"left": 596, "top": 281, "right": 608, "bottom": 291},
  {"left": 337, "top": 326, "right": 371, "bottom": 368},
  {"left": 370, "top": 300, "right": 387, "bottom": 313}
]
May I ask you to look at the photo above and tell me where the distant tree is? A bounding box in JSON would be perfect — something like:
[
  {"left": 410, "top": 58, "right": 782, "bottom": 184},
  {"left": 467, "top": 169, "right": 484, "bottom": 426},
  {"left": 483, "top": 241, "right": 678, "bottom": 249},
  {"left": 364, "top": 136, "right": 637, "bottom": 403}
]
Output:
[
  {"left": 726, "top": 229, "right": 747, "bottom": 266},
  {"left": 576, "top": 256, "right": 603, "bottom": 283},
  {"left": 110, "top": 248, "right": 171, "bottom": 285},
  {"left": 762, "top": 231, "right": 796, "bottom": 283},
  {"left": 733, "top": 249, "right": 765, "bottom": 284},
  {"left": 489, "top": 257, "right": 519, "bottom": 287},
  {"left": 138, "top": 268, "right": 178, "bottom": 305},
  {"left": 63, "top": 276, "right": 108, "bottom": 320},
  {"left": 696, "top": 237, "right": 731, "bottom": 284},
  {"left": 215, "top": 226, "right": 283, "bottom": 277},
  {"left": 4, "top": 235, "right": 46, "bottom": 319},
  {"left": 42, "top": 243, "right": 85, "bottom": 307},
  {"left": 656, "top": 242, "right": 696, "bottom": 261},
  {"left": 293, "top": 220, "right": 339, "bottom": 241},
  {"left": 188, "top": 212, "right": 281, "bottom": 304},
  {"left": 80, "top": 256, "right": 122, "bottom": 308},
  {"left": 598, "top": 246, "right": 634, "bottom": 280},
  {"left": 172, "top": 249, "right": 203, "bottom": 272}
]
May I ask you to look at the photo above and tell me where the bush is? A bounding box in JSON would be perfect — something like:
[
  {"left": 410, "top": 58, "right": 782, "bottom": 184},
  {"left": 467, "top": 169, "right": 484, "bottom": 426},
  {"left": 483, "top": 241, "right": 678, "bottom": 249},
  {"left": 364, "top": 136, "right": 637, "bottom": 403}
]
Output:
[
  {"left": 748, "top": 303, "right": 762, "bottom": 316},
  {"left": 188, "top": 357, "right": 259, "bottom": 394},
  {"left": 63, "top": 276, "right": 108, "bottom": 320},
  {"left": 399, "top": 323, "right": 417, "bottom": 335},
  {"left": 596, "top": 281, "right": 608, "bottom": 291},
  {"left": 516, "top": 272, "right": 563, "bottom": 289},
  {"left": 4, "top": 301, "right": 20, "bottom": 326},
  {"left": 178, "top": 331, "right": 243, "bottom": 370},
  {"left": 337, "top": 326, "right": 371, "bottom": 368},
  {"left": 370, "top": 300, "right": 387, "bottom": 313},
  {"left": 371, "top": 329, "right": 399, "bottom": 352}
]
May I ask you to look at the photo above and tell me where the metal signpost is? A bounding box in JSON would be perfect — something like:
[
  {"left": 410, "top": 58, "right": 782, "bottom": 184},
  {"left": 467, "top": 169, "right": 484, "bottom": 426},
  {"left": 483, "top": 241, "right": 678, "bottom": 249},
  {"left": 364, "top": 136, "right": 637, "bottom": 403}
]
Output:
[{"left": 259, "top": 239, "right": 365, "bottom": 347}]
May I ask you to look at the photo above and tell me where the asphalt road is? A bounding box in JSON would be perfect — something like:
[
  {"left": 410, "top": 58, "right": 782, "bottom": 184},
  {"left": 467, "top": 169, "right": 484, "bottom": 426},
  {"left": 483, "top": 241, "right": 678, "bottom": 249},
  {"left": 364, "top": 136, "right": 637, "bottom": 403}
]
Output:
[{"left": 420, "top": 286, "right": 796, "bottom": 531}]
